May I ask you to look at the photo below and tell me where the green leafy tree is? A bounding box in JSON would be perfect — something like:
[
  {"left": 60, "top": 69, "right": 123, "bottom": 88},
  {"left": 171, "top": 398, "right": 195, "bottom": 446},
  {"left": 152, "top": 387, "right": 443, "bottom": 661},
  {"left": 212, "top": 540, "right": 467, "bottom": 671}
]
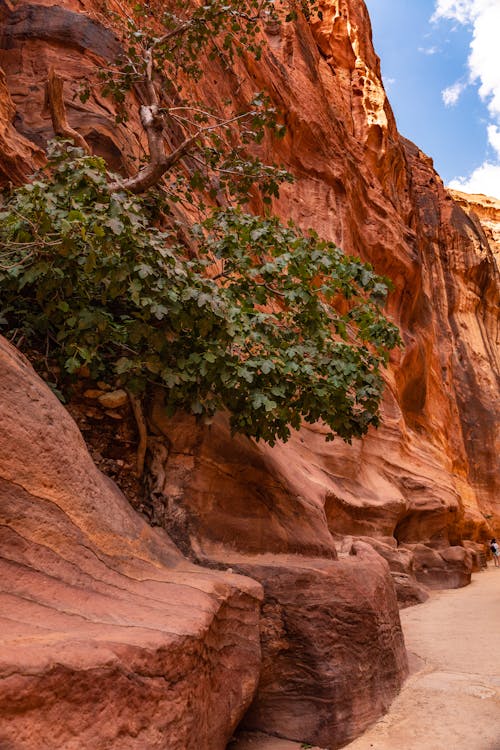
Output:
[
  {"left": 0, "top": 144, "right": 399, "bottom": 443},
  {"left": 0, "top": 0, "right": 400, "bottom": 474}
]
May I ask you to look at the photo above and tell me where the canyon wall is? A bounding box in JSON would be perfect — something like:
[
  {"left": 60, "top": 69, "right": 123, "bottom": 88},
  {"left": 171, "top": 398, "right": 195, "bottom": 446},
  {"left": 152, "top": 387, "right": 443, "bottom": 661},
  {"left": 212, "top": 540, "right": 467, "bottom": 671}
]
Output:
[
  {"left": 0, "top": 0, "right": 499, "bottom": 747},
  {"left": 1, "top": 0, "right": 497, "bottom": 542},
  {"left": 0, "top": 337, "right": 407, "bottom": 749}
]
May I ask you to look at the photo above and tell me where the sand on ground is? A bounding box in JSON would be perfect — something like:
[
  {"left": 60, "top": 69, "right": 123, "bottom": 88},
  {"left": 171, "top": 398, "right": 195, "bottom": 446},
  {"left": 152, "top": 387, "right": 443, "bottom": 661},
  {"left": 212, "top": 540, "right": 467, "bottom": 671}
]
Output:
[
  {"left": 344, "top": 565, "right": 500, "bottom": 750},
  {"left": 231, "top": 566, "right": 500, "bottom": 750}
]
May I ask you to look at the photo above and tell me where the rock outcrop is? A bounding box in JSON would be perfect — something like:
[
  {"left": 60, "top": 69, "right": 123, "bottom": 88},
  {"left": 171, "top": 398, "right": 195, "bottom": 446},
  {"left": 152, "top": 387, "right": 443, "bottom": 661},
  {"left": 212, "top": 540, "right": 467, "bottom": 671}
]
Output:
[
  {"left": 234, "top": 544, "right": 406, "bottom": 749},
  {"left": 449, "top": 190, "right": 500, "bottom": 262},
  {"left": 0, "top": 338, "right": 409, "bottom": 749},
  {"left": 0, "top": 338, "right": 263, "bottom": 749}
]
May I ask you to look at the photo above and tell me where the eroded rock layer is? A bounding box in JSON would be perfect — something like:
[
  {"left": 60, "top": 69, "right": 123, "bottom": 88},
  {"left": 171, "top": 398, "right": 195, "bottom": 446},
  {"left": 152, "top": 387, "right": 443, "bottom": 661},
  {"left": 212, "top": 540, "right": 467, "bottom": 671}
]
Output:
[
  {"left": 233, "top": 545, "right": 407, "bottom": 748},
  {"left": 0, "top": 338, "right": 263, "bottom": 749},
  {"left": 0, "top": 0, "right": 498, "bottom": 543},
  {"left": 0, "top": 339, "right": 409, "bottom": 748}
]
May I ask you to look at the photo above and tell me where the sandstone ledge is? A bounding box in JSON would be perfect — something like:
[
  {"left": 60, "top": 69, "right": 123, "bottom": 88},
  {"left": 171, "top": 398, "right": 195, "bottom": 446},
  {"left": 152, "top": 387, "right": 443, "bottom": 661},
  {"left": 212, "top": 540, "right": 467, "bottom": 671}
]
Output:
[
  {"left": 0, "top": 337, "right": 263, "bottom": 749},
  {"left": 201, "top": 545, "right": 408, "bottom": 749}
]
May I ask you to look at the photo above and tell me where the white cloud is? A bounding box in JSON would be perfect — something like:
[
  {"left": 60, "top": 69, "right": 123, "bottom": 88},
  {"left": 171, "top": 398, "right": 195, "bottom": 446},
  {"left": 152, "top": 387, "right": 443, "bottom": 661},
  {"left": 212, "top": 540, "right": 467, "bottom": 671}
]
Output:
[
  {"left": 468, "top": 5, "right": 500, "bottom": 118},
  {"left": 432, "top": 0, "right": 494, "bottom": 25},
  {"left": 442, "top": 80, "right": 466, "bottom": 106},
  {"left": 418, "top": 46, "right": 439, "bottom": 55},
  {"left": 433, "top": 0, "right": 500, "bottom": 198},
  {"left": 488, "top": 124, "right": 500, "bottom": 157},
  {"left": 448, "top": 162, "right": 500, "bottom": 195}
]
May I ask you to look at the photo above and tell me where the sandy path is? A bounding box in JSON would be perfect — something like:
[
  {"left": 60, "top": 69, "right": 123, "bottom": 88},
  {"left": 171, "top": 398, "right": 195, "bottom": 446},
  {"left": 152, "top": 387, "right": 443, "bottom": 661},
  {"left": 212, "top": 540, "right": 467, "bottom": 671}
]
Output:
[
  {"left": 232, "top": 567, "right": 500, "bottom": 750},
  {"left": 344, "top": 566, "right": 500, "bottom": 750}
]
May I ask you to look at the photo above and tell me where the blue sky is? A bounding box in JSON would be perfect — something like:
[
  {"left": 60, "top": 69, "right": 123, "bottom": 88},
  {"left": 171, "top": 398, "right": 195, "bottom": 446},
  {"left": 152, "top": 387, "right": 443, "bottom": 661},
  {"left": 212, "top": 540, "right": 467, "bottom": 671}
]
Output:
[{"left": 364, "top": 0, "right": 500, "bottom": 199}]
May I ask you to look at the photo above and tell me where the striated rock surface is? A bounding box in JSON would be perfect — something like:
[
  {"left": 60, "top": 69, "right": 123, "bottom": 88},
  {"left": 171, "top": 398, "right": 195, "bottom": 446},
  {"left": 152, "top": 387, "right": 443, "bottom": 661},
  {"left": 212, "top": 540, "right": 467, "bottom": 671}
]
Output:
[
  {"left": 347, "top": 537, "right": 430, "bottom": 608},
  {"left": 233, "top": 544, "right": 407, "bottom": 748},
  {"left": 0, "top": 65, "right": 44, "bottom": 183},
  {"left": 408, "top": 543, "right": 473, "bottom": 590},
  {"left": 0, "top": 337, "right": 263, "bottom": 750},
  {"left": 449, "top": 189, "right": 500, "bottom": 262},
  {"left": 0, "top": 0, "right": 498, "bottom": 545},
  {"left": 141, "top": 412, "right": 409, "bottom": 746}
]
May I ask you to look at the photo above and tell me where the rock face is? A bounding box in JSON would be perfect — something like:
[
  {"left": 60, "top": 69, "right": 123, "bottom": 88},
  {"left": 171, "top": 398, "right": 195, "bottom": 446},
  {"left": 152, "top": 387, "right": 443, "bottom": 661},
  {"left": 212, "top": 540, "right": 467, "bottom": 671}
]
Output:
[
  {"left": 0, "top": 345, "right": 409, "bottom": 749},
  {"left": 0, "top": 0, "right": 499, "bottom": 747},
  {"left": 449, "top": 190, "right": 500, "bottom": 262},
  {"left": 0, "top": 337, "right": 263, "bottom": 750},
  {"left": 235, "top": 545, "right": 407, "bottom": 749},
  {"left": 0, "top": 0, "right": 498, "bottom": 543},
  {"left": 0, "top": 65, "right": 43, "bottom": 182},
  {"left": 409, "top": 543, "right": 473, "bottom": 590},
  {"left": 349, "top": 537, "right": 430, "bottom": 608}
]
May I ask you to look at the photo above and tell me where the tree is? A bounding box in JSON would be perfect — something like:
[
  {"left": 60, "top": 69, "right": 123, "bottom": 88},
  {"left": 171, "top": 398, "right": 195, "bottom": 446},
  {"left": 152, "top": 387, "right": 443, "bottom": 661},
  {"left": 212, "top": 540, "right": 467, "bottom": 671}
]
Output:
[
  {"left": 77, "top": 0, "right": 297, "bottom": 198},
  {"left": 0, "top": 0, "right": 400, "bottom": 476}
]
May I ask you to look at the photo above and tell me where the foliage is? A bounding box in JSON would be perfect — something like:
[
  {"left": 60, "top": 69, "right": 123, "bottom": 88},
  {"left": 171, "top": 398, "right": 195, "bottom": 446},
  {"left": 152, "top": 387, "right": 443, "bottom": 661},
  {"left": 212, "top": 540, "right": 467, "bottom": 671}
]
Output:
[
  {"left": 0, "top": 144, "right": 400, "bottom": 444},
  {"left": 98, "top": 0, "right": 320, "bottom": 99}
]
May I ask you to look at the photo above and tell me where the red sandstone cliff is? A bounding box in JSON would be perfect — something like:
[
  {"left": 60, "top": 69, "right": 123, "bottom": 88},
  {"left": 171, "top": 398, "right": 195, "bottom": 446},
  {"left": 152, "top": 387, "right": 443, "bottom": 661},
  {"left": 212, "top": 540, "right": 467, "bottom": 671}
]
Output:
[
  {"left": 0, "top": 337, "right": 264, "bottom": 749},
  {"left": 0, "top": 0, "right": 497, "bottom": 541},
  {"left": 0, "top": 0, "right": 499, "bottom": 747}
]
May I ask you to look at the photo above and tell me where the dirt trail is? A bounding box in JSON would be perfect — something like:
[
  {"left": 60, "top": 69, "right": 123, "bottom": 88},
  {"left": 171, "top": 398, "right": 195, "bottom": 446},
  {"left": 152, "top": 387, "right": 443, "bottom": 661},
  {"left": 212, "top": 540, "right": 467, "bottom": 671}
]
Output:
[
  {"left": 232, "top": 567, "right": 500, "bottom": 750},
  {"left": 345, "top": 566, "right": 500, "bottom": 750}
]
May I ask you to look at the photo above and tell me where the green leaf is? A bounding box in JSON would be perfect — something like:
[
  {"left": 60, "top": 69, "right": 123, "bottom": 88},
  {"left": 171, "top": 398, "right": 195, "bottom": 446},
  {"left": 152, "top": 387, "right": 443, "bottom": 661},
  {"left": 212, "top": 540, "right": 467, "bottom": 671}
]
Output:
[
  {"left": 0, "top": 137, "right": 399, "bottom": 448},
  {"left": 105, "top": 217, "right": 125, "bottom": 235},
  {"left": 115, "top": 357, "right": 133, "bottom": 374}
]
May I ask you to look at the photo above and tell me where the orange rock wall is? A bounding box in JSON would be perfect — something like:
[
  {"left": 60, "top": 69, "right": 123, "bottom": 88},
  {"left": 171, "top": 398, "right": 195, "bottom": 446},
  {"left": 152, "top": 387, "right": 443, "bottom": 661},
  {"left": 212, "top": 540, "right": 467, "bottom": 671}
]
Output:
[
  {"left": 0, "top": 338, "right": 264, "bottom": 750},
  {"left": 1, "top": 0, "right": 497, "bottom": 544}
]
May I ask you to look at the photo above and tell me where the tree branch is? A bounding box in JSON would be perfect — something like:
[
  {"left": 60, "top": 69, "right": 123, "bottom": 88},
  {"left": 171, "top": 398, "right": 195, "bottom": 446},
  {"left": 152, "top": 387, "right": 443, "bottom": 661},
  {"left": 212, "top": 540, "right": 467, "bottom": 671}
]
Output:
[
  {"left": 150, "top": 19, "right": 194, "bottom": 49},
  {"left": 108, "top": 108, "right": 255, "bottom": 194},
  {"left": 46, "top": 69, "right": 91, "bottom": 154},
  {"left": 126, "top": 389, "right": 148, "bottom": 477}
]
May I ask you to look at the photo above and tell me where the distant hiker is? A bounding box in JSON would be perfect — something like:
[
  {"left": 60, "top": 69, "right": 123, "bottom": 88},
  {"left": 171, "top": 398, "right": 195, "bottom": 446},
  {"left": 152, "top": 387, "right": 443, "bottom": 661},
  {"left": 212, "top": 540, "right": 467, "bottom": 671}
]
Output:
[{"left": 490, "top": 538, "right": 499, "bottom": 567}]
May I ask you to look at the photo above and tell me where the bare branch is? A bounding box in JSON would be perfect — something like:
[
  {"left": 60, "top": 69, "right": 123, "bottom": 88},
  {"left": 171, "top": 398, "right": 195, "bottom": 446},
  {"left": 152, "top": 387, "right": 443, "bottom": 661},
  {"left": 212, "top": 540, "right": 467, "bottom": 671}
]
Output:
[
  {"left": 108, "top": 102, "right": 175, "bottom": 193},
  {"left": 211, "top": 270, "right": 230, "bottom": 281},
  {"left": 150, "top": 19, "right": 194, "bottom": 49},
  {"left": 167, "top": 105, "right": 235, "bottom": 121},
  {"left": 109, "top": 108, "right": 257, "bottom": 194},
  {"left": 148, "top": 7, "right": 261, "bottom": 51},
  {"left": 144, "top": 48, "right": 159, "bottom": 106},
  {"left": 0, "top": 252, "right": 34, "bottom": 271},
  {"left": 126, "top": 389, "right": 148, "bottom": 478},
  {"left": 46, "top": 69, "right": 91, "bottom": 154}
]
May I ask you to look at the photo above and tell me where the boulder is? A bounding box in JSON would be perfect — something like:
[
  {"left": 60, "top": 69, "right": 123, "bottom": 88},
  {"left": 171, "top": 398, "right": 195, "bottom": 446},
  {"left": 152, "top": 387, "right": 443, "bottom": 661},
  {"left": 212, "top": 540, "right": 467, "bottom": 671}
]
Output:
[
  {"left": 462, "top": 539, "right": 488, "bottom": 571},
  {"left": 97, "top": 388, "right": 129, "bottom": 409},
  {"left": 0, "top": 337, "right": 263, "bottom": 750},
  {"left": 352, "top": 536, "right": 429, "bottom": 608},
  {"left": 216, "top": 544, "right": 408, "bottom": 749},
  {"left": 408, "top": 543, "right": 473, "bottom": 589}
]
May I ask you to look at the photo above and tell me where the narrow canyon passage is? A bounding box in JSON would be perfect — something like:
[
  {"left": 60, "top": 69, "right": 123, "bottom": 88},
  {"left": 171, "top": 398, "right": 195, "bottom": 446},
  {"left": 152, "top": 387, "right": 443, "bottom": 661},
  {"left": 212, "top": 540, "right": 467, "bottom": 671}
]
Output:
[
  {"left": 234, "top": 567, "right": 500, "bottom": 750},
  {"left": 344, "top": 566, "right": 500, "bottom": 750}
]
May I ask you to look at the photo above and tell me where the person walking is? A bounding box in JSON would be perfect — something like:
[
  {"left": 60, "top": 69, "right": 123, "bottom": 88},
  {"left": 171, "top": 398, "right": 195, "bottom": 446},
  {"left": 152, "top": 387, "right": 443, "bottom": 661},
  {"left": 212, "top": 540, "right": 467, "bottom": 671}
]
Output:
[{"left": 490, "top": 538, "right": 499, "bottom": 567}]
